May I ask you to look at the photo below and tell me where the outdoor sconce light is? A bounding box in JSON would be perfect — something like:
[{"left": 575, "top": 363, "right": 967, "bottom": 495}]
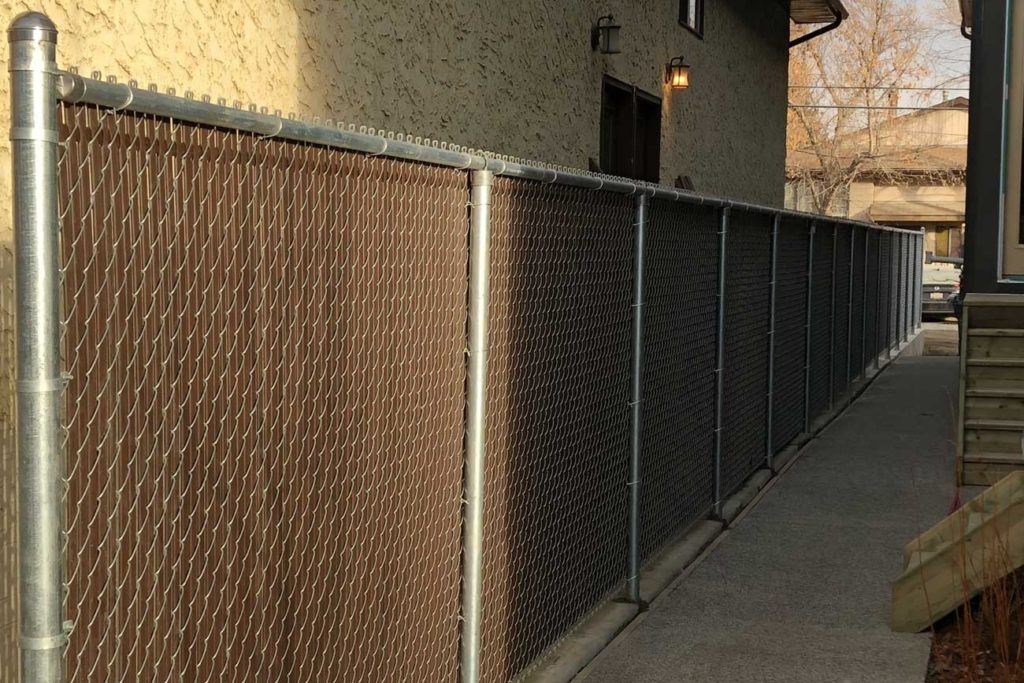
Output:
[
  {"left": 666, "top": 56, "right": 691, "bottom": 90},
  {"left": 592, "top": 15, "right": 621, "bottom": 54}
]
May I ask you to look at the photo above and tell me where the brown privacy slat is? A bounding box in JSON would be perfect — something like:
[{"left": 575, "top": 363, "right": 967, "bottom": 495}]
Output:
[
  {"left": 58, "top": 102, "right": 467, "bottom": 682},
  {"left": 479, "top": 177, "right": 633, "bottom": 682}
]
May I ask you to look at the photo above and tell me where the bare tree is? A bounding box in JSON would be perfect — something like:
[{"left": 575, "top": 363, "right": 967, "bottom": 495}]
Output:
[{"left": 787, "top": 0, "right": 964, "bottom": 215}]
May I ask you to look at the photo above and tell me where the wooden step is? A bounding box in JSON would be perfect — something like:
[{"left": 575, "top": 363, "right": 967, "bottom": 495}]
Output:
[
  {"left": 968, "top": 335, "right": 1024, "bottom": 360},
  {"left": 963, "top": 294, "right": 1024, "bottom": 307},
  {"left": 963, "top": 460, "right": 1024, "bottom": 486},
  {"left": 966, "top": 394, "right": 1024, "bottom": 421},
  {"left": 964, "top": 427, "right": 1024, "bottom": 457},
  {"left": 968, "top": 359, "right": 1024, "bottom": 368},
  {"left": 964, "top": 451, "right": 1024, "bottom": 464},
  {"left": 965, "top": 419, "right": 1024, "bottom": 431},
  {"left": 969, "top": 329, "right": 1024, "bottom": 338},
  {"left": 967, "top": 388, "right": 1024, "bottom": 399},
  {"left": 967, "top": 365, "right": 1024, "bottom": 391},
  {"left": 892, "top": 471, "right": 1024, "bottom": 633}
]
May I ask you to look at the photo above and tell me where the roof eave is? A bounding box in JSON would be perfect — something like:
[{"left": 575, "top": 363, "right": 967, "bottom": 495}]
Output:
[{"left": 789, "top": 0, "right": 849, "bottom": 25}]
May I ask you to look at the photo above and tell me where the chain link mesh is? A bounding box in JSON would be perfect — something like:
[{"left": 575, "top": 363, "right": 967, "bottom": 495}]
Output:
[
  {"left": 808, "top": 224, "right": 834, "bottom": 424},
  {"left": 888, "top": 232, "right": 900, "bottom": 350},
  {"left": 878, "top": 232, "right": 892, "bottom": 358},
  {"left": 57, "top": 104, "right": 467, "bottom": 682},
  {"left": 480, "top": 178, "right": 633, "bottom": 682},
  {"left": 772, "top": 218, "right": 810, "bottom": 453},
  {"left": 0, "top": 83, "right": 924, "bottom": 683},
  {"left": 831, "top": 226, "right": 851, "bottom": 401},
  {"left": 901, "top": 233, "right": 911, "bottom": 340},
  {"left": 638, "top": 200, "right": 719, "bottom": 563},
  {"left": 848, "top": 227, "right": 865, "bottom": 382},
  {"left": 897, "top": 234, "right": 904, "bottom": 341},
  {"left": 721, "top": 210, "right": 772, "bottom": 496},
  {"left": 864, "top": 231, "right": 880, "bottom": 365}
]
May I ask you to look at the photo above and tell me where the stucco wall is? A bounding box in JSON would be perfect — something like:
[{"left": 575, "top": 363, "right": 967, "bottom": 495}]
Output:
[{"left": 0, "top": 0, "right": 788, "bottom": 234}]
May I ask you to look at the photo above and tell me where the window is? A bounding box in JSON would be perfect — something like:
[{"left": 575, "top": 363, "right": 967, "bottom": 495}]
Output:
[
  {"left": 599, "top": 77, "right": 662, "bottom": 183},
  {"left": 929, "top": 226, "right": 964, "bottom": 259},
  {"left": 680, "top": 0, "right": 704, "bottom": 36},
  {"left": 933, "top": 227, "right": 951, "bottom": 258}
]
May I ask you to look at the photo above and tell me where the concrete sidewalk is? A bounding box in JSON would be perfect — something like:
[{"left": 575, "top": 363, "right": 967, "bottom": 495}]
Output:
[{"left": 581, "top": 356, "right": 961, "bottom": 683}]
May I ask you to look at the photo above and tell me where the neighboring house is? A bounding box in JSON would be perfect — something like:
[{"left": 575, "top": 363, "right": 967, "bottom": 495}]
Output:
[
  {"left": 786, "top": 98, "right": 968, "bottom": 260},
  {"left": 0, "top": 0, "right": 846, "bottom": 220},
  {"left": 961, "top": 0, "right": 1024, "bottom": 292}
]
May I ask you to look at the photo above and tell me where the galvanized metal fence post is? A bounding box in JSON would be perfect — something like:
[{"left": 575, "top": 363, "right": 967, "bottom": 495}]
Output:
[
  {"left": 913, "top": 232, "right": 919, "bottom": 331},
  {"left": 803, "top": 221, "right": 816, "bottom": 432},
  {"left": 712, "top": 207, "right": 729, "bottom": 519},
  {"left": 908, "top": 233, "right": 916, "bottom": 338},
  {"left": 910, "top": 234, "right": 916, "bottom": 337},
  {"left": 10, "top": 12, "right": 65, "bottom": 683},
  {"left": 902, "top": 234, "right": 909, "bottom": 343},
  {"left": 462, "top": 169, "right": 493, "bottom": 683},
  {"left": 916, "top": 230, "right": 924, "bottom": 330},
  {"left": 627, "top": 193, "right": 648, "bottom": 605},
  {"left": 765, "top": 214, "right": 780, "bottom": 471},
  {"left": 884, "top": 233, "right": 894, "bottom": 359}
]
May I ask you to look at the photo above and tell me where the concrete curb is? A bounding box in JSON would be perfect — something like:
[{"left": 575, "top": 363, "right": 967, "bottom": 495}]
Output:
[{"left": 524, "top": 328, "right": 925, "bottom": 683}]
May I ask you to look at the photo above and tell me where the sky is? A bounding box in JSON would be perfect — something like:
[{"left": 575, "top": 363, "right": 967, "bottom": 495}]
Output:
[{"left": 916, "top": 0, "right": 971, "bottom": 104}]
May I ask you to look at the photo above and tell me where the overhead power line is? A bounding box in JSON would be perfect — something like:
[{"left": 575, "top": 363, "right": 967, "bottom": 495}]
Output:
[
  {"left": 788, "top": 85, "right": 969, "bottom": 91},
  {"left": 788, "top": 104, "right": 967, "bottom": 111}
]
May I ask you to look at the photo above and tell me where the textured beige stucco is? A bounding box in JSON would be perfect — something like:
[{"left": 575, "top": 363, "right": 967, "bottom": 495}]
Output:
[{"left": 0, "top": 0, "right": 788, "bottom": 239}]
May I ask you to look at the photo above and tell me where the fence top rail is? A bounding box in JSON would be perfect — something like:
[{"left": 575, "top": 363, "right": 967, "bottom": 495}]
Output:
[{"left": 55, "top": 69, "right": 922, "bottom": 236}]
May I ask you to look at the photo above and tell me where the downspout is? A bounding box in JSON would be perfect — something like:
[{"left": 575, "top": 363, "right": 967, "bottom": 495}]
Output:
[
  {"left": 997, "top": 0, "right": 1013, "bottom": 281},
  {"left": 789, "top": 1, "right": 844, "bottom": 49}
]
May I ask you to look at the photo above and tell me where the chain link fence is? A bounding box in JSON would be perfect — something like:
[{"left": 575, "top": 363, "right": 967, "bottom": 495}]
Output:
[
  {"left": 479, "top": 178, "right": 633, "bottom": 681},
  {"left": 831, "top": 226, "right": 852, "bottom": 403},
  {"left": 808, "top": 224, "right": 835, "bottom": 424},
  {"left": 771, "top": 218, "right": 811, "bottom": 454},
  {"left": 4, "top": 45, "right": 925, "bottom": 683},
  {"left": 638, "top": 200, "right": 719, "bottom": 564},
  {"left": 721, "top": 210, "right": 772, "bottom": 498},
  {"left": 56, "top": 104, "right": 469, "bottom": 682},
  {"left": 849, "top": 227, "right": 866, "bottom": 384},
  {"left": 864, "top": 231, "right": 881, "bottom": 368}
]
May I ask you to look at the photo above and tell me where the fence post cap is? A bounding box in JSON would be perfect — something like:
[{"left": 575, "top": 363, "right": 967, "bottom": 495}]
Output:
[{"left": 8, "top": 11, "right": 56, "bottom": 42}]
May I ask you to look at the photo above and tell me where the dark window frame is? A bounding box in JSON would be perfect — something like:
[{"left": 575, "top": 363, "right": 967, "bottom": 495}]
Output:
[
  {"left": 679, "top": 0, "right": 705, "bottom": 38},
  {"left": 599, "top": 75, "right": 662, "bottom": 183}
]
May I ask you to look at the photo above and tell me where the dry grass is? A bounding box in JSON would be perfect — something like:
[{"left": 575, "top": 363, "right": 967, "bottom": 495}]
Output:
[{"left": 927, "top": 528, "right": 1024, "bottom": 682}]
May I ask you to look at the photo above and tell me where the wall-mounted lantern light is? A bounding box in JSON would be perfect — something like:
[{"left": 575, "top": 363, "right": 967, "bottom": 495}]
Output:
[
  {"left": 592, "top": 15, "right": 621, "bottom": 54},
  {"left": 666, "top": 56, "right": 691, "bottom": 90}
]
